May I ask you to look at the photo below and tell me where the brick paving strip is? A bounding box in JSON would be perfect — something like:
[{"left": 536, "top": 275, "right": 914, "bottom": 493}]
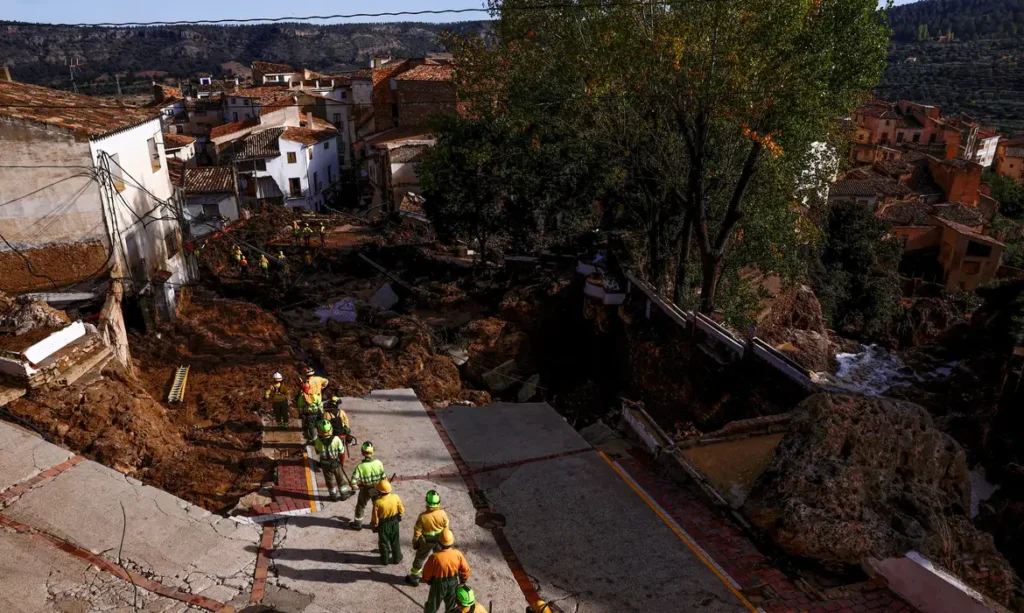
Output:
[
  {"left": 248, "top": 522, "right": 277, "bottom": 604},
  {"left": 0, "top": 456, "right": 233, "bottom": 613},
  {"left": 612, "top": 454, "right": 911, "bottom": 613}
]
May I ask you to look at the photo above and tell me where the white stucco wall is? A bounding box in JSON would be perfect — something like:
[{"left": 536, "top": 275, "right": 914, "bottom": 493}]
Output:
[
  {"left": 271, "top": 134, "right": 338, "bottom": 211},
  {"left": 352, "top": 79, "right": 373, "bottom": 105},
  {"left": 90, "top": 117, "right": 189, "bottom": 310},
  {"left": 224, "top": 96, "right": 261, "bottom": 123},
  {"left": 185, "top": 193, "right": 239, "bottom": 237},
  {"left": 166, "top": 142, "right": 196, "bottom": 164}
]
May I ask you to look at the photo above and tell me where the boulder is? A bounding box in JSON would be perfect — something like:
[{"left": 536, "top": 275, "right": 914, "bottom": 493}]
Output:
[
  {"left": 372, "top": 335, "right": 399, "bottom": 350},
  {"left": 771, "top": 329, "right": 833, "bottom": 373},
  {"left": 744, "top": 393, "right": 1014, "bottom": 603}
]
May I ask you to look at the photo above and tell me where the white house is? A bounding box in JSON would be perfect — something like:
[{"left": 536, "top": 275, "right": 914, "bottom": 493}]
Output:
[
  {"left": 252, "top": 61, "right": 301, "bottom": 86},
  {"left": 162, "top": 133, "right": 196, "bottom": 165},
  {"left": 168, "top": 161, "right": 239, "bottom": 238},
  {"left": 0, "top": 78, "right": 190, "bottom": 320},
  {"left": 364, "top": 127, "right": 435, "bottom": 213},
  {"left": 212, "top": 107, "right": 340, "bottom": 211},
  {"left": 223, "top": 86, "right": 295, "bottom": 124}
]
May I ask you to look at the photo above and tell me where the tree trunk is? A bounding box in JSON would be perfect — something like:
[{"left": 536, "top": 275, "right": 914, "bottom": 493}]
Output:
[
  {"left": 673, "top": 212, "right": 693, "bottom": 306},
  {"left": 698, "top": 252, "right": 721, "bottom": 314}
]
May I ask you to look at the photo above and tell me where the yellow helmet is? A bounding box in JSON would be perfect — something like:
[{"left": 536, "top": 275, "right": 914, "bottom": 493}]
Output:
[
  {"left": 532, "top": 601, "right": 551, "bottom": 613},
  {"left": 438, "top": 528, "right": 455, "bottom": 547},
  {"left": 375, "top": 479, "right": 392, "bottom": 494}
]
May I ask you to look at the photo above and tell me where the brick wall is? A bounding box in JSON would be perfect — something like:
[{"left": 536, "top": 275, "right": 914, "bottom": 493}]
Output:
[{"left": 396, "top": 81, "right": 456, "bottom": 128}]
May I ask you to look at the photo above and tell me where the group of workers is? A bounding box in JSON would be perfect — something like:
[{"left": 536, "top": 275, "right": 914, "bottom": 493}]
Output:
[
  {"left": 292, "top": 219, "right": 328, "bottom": 247},
  {"left": 265, "top": 367, "right": 558, "bottom": 613}
]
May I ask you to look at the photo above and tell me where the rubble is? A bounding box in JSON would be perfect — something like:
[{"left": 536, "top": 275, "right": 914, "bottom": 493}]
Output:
[
  {"left": 0, "top": 291, "right": 70, "bottom": 336},
  {"left": 518, "top": 374, "right": 541, "bottom": 402},
  {"left": 368, "top": 283, "right": 399, "bottom": 310},
  {"left": 744, "top": 393, "right": 1015, "bottom": 604},
  {"left": 483, "top": 359, "right": 519, "bottom": 393},
  {"left": 372, "top": 334, "right": 399, "bottom": 349}
]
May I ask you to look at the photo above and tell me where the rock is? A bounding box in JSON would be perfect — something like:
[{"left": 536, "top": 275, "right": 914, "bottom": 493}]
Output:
[
  {"left": 772, "top": 329, "right": 833, "bottom": 373},
  {"left": 372, "top": 335, "right": 399, "bottom": 350},
  {"left": 744, "top": 393, "right": 1015, "bottom": 604},
  {"left": 759, "top": 284, "right": 827, "bottom": 336},
  {"left": 231, "top": 491, "right": 272, "bottom": 514},
  {"left": 369, "top": 284, "right": 399, "bottom": 310},
  {"left": 482, "top": 360, "right": 518, "bottom": 393},
  {"left": 446, "top": 346, "right": 469, "bottom": 366},
  {"left": 0, "top": 292, "right": 70, "bottom": 336},
  {"left": 518, "top": 374, "right": 541, "bottom": 402}
]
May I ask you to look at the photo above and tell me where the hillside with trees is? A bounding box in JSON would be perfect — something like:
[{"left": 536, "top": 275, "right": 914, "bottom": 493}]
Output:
[
  {"left": 878, "top": 0, "right": 1024, "bottom": 134},
  {"left": 0, "top": 21, "right": 489, "bottom": 93}
]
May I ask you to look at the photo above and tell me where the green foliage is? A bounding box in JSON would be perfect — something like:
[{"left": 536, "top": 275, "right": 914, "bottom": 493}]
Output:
[
  {"left": 811, "top": 201, "right": 903, "bottom": 341},
  {"left": 987, "top": 173, "right": 1024, "bottom": 220},
  {"left": 888, "top": 0, "right": 1024, "bottom": 42}
]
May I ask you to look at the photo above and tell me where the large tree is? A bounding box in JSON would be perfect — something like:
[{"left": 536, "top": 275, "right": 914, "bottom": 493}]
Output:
[{"left": 465, "top": 0, "right": 890, "bottom": 312}]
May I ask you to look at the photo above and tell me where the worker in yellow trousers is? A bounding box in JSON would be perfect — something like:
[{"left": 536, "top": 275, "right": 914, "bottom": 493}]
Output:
[
  {"left": 457, "top": 586, "right": 487, "bottom": 613},
  {"left": 406, "top": 490, "right": 449, "bottom": 586},
  {"left": 422, "top": 529, "right": 470, "bottom": 613},
  {"left": 370, "top": 479, "right": 404, "bottom": 565}
]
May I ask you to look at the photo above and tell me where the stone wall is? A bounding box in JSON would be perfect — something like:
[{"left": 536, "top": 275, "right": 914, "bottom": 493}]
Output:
[{"left": 396, "top": 81, "right": 456, "bottom": 128}]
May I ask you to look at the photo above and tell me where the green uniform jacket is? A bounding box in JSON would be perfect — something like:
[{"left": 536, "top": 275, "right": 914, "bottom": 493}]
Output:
[
  {"left": 314, "top": 435, "right": 345, "bottom": 465},
  {"left": 353, "top": 458, "right": 385, "bottom": 487}
]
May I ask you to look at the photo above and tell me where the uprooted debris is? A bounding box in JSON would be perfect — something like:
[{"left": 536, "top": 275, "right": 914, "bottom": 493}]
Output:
[{"left": 0, "top": 291, "right": 70, "bottom": 336}]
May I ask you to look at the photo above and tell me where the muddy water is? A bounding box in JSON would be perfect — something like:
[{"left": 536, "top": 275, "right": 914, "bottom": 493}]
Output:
[{"left": 681, "top": 433, "right": 784, "bottom": 508}]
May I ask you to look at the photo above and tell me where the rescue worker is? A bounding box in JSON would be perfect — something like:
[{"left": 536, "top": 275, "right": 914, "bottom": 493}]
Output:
[
  {"left": 407, "top": 490, "right": 450, "bottom": 586},
  {"left": 526, "top": 601, "right": 553, "bottom": 613},
  {"left": 350, "top": 441, "right": 386, "bottom": 530},
  {"left": 302, "top": 223, "right": 313, "bottom": 246},
  {"left": 422, "top": 529, "right": 470, "bottom": 613},
  {"left": 263, "top": 372, "right": 290, "bottom": 427},
  {"left": 292, "top": 220, "right": 301, "bottom": 245},
  {"left": 232, "top": 245, "right": 242, "bottom": 263},
  {"left": 277, "top": 251, "right": 290, "bottom": 282},
  {"left": 303, "top": 367, "right": 329, "bottom": 404},
  {"left": 259, "top": 254, "right": 269, "bottom": 277},
  {"left": 304, "top": 250, "right": 314, "bottom": 269},
  {"left": 323, "top": 397, "right": 351, "bottom": 447},
  {"left": 314, "top": 419, "right": 351, "bottom": 501},
  {"left": 457, "top": 586, "right": 486, "bottom": 613},
  {"left": 319, "top": 222, "right": 327, "bottom": 246},
  {"left": 370, "top": 479, "right": 404, "bottom": 565},
  {"left": 239, "top": 255, "right": 249, "bottom": 279},
  {"left": 296, "top": 383, "right": 323, "bottom": 443}
]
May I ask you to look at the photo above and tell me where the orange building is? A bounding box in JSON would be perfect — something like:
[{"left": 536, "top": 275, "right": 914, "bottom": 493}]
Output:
[
  {"left": 995, "top": 139, "right": 1024, "bottom": 182},
  {"left": 927, "top": 157, "right": 982, "bottom": 206}
]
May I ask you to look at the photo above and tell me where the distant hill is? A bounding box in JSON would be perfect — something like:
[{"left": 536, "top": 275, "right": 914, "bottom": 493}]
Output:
[
  {"left": 0, "top": 21, "right": 489, "bottom": 93},
  {"left": 878, "top": 0, "right": 1024, "bottom": 134}
]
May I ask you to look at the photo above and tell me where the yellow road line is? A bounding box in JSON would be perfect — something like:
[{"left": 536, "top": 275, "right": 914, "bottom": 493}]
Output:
[
  {"left": 599, "top": 452, "right": 759, "bottom": 613},
  {"left": 304, "top": 451, "right": 317, "bottom": 512}
]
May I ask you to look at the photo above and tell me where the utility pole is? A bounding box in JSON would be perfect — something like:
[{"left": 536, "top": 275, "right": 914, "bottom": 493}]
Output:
[{"left": 68, "top": 58, "right": 85, "bottom": 94}]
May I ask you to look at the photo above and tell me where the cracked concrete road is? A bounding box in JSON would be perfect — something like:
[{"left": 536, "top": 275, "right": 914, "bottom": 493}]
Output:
[
  {"left": 0, "top": 420, "right": 261, "bottom": 608},
  {"left": 269, "top": 389, "right": 524, "bottom": 613},
  {"left": 437, "top": 402, "right": 751, "bottom": 613}
]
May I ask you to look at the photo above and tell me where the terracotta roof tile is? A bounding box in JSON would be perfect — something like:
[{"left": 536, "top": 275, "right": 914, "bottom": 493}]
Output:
[
  {"left": 162, "top": 132, "right": 196, "bottom": 150},
  {"left": 252, "top": 61, "right": 296, "bottom": 75},
  {"left": 210, "top": 116, "right": 260, "bottom": 139},
  {"left": 0, "top": 80, "right": 159, "bottom": 139},
  {"left": 233, "top": 86, "right": 295, "bottom": 106},
  {"left": 880, "top": 200, "right": 932, "bottom": 225},
  {"left": 183, "top": 166, "right": 235, "bottom": 194},
  {"left": 395, "top": 63, "right": 454, "bottom": 82},
  {"left": 168, "top": 158, "right": 185, "bottom": 188},
  {"left": 830, "top": 180, "right": 876, "bottom": 198},
  {"left": 282, "top": 120, "right": 337, "bottom": 146},
  {"left": 223, "top": 128, "right": 284, "bottom": 161},
  {"left": 931, "top": 202, "right": 984, "bottom": 227},
  {"left": 1006, "top": 148, "right": 1024, "bottom": 159},
  {"left": 935, "top": 217, "right": 1005, "bottom": 247}
]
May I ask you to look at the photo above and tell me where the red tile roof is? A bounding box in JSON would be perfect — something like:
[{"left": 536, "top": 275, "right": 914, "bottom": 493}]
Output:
[
  {"left": 252, "top": 61, "right": 296, "bottom": 75},
  {"left": 222, "top": 128, "right": 284, "bottom": 161},
  {"left": 282, "top": 119, "right": 338, "bottom": 146},
  {"left": 935, "top": 217, "right": 1005, "bottom": 247},
  {"left": 394, "top": 63, "right": 454, "bottom": 82},
  {"left": 0, "top": 80, "right": 159, "bottom": 139},
  {"left": 232, "top": 86, "right": 295, "bottom": 106},
  {"left": 182, "top": 166, "right": 235, "bottom": 194},
  {"left": 162, "top": 132, "right": 196, "bottom": 150},
  {"left": 210, "top": 116, "right": 260, "bottom": 139}
]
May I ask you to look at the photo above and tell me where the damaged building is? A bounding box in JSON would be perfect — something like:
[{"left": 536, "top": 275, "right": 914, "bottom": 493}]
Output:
[{"left": 0, "top": 77, "right": 191, "bottom": 320}]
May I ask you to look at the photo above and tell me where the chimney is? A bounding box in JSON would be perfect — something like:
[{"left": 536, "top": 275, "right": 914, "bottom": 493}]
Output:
[
  {"left": 153, "top": 82, "right": 165, "bottom": 103},
  {"left": 0, "top": 66, "right": 12, "bottom": 82}
]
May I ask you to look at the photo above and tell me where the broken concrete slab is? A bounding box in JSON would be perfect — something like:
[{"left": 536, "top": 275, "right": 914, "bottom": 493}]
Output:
[
  {"left": 0, "top": 421, "right": 74, "bottom": 493},
  {"left": 517, "top": 374, "right": 541, "bottom": 402},
  {"left": 2, "top": 457, "right": 261, "bottom": 585},
  {"left": 440, "top": 401, "right": 748, "bottom": 612},
  {"left": 482, "top": 359, "right": 518, "bottom": 393},
  {"left": 371, "top": 334, "right": 398, "bottom": 350},
  {"left": 368, "top": 283, "right": 399, "bottom": 310},
  {"left": 445, "top": 346, "right": 469, "bottom": 366},
  {"left": 436, "top": 402, "right": 592, "bottom": 470},
  {"left": 314, "top": 298, "right": 357, "bottom": 325},
  {"left": 0, "top": 529, "right": 191, "bottom": 613},
  {"left": 0, "top": 384, "right": 27, "bottom": 407}
]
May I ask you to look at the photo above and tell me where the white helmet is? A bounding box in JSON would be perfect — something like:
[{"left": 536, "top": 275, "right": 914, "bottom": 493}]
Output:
[{"left": 272, "top": 372, "right": 283, "bottom": 381}]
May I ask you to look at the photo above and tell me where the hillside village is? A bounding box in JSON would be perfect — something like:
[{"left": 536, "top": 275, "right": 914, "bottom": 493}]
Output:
[{"left": 2, "top": 2, "right": 1024, "bottom": 613}]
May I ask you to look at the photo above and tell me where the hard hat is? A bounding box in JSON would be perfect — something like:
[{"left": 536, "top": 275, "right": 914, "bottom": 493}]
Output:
[
  {"left": 426, "top": 490, "right": 441, "bottom": 508},
  {"left": 278, "top": 251, "right": 285, "bottom": 257},
  {"left": 375, "top": 479, "right": 392, "bottom": 494},
  {"left": 456, "top": 585, "right": 476, "bottom": 607},
  {"left": 304, "top": 367, "right": 315, "bottom": 377},
  {"left": 361, "top": 442, "right": 374, "bottom": 456},
  {"left": 532, "top": 601, "right": 550, "bottom": 613},
  {"left": 272, "top": 372, "right": 283, "bottom": 381},
  {"left": 330, "top": 396, "right": 341, "bottom": 404},
  {"left": 302, "top": 383, "right": 311, "bottom": 393},
  {"left": 317, "top": 420, "right": 333, "bottom": 436},
  {"left": 438, "top": 528, "right": 454, "bottom": 547}
]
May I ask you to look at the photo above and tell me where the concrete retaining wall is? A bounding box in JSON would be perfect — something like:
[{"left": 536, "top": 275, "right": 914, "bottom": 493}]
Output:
[{"left": 865, "top": 552, "right": 1009, "bottom": 613}]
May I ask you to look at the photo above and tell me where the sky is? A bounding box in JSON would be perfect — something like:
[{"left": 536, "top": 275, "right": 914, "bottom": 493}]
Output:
[{"left": 9, "top": 0, "right": 920, "bottom": 26}]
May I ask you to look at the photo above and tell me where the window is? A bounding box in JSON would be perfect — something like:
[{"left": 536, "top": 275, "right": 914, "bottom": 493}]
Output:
[
  {"left": 327, "top": 164, "right": 333, "bottom": 183},
  {"left": 966, "top": 241, "right": 992, "bottom": 258},
  {"left": 333, "top": 112, "right": 342, "bottom": 125},
  {"left": 912, "top": 133, "right": 920, "bottom": 143},
  {"left": 289, "top": 178, "right": 301, "bottom": 198},
  {"left": 287, "top": 152, "right": 297, "bottom": 164},
  {"left": 232, "top": 112, "right": 238, "bottom": 122},
  {"left": 308, "top": 148, "right": 313, "bottom": 161},
  {"left": 885, "top": 120, "right": 890, "bottom": 126},
  {"left": 148, "top": 137, "right": 161, "bottom": 171},
  {"left": 341, "top": 91, "right": 347, "bottom": 99},
  {"left": 324, "top": 140, "right": 330, "bottom": 150},
  {"left": 231, "top": 98, "right": 236, "bottom": 105},
  {"left": 896, "top": 132, "right": 904, "bottom": 143},
  {"left": 392, "top": 103, "right": 399, "bottom": 120},
  {"left": 245, "top": 159, "right": 268, "bottom": 172},
  {"left": 109, "top": 152, "right": 125, "bottom": 192},
  {"left": 164, "top": 230, "right": 180, "bottom": 258},
  {"left": 202, "top": 203, "right": 220, "bottom": 219},
  {"left": 929, "top": 133, "right": 937, "bottom": 144},
  {"left": 313, "top": 172, "right": 319, "bottom": 194}
]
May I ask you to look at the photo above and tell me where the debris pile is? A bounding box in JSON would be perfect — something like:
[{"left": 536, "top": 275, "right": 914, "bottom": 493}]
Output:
[
  {"left": 744, "top": 393, "right": 1015, "bottom": 604},
  {"left": 0, "top": 291, "right": 70, "bottom": 336},
  {"left": 171, "top": 298, "right": 290, "bottom": 357}
]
